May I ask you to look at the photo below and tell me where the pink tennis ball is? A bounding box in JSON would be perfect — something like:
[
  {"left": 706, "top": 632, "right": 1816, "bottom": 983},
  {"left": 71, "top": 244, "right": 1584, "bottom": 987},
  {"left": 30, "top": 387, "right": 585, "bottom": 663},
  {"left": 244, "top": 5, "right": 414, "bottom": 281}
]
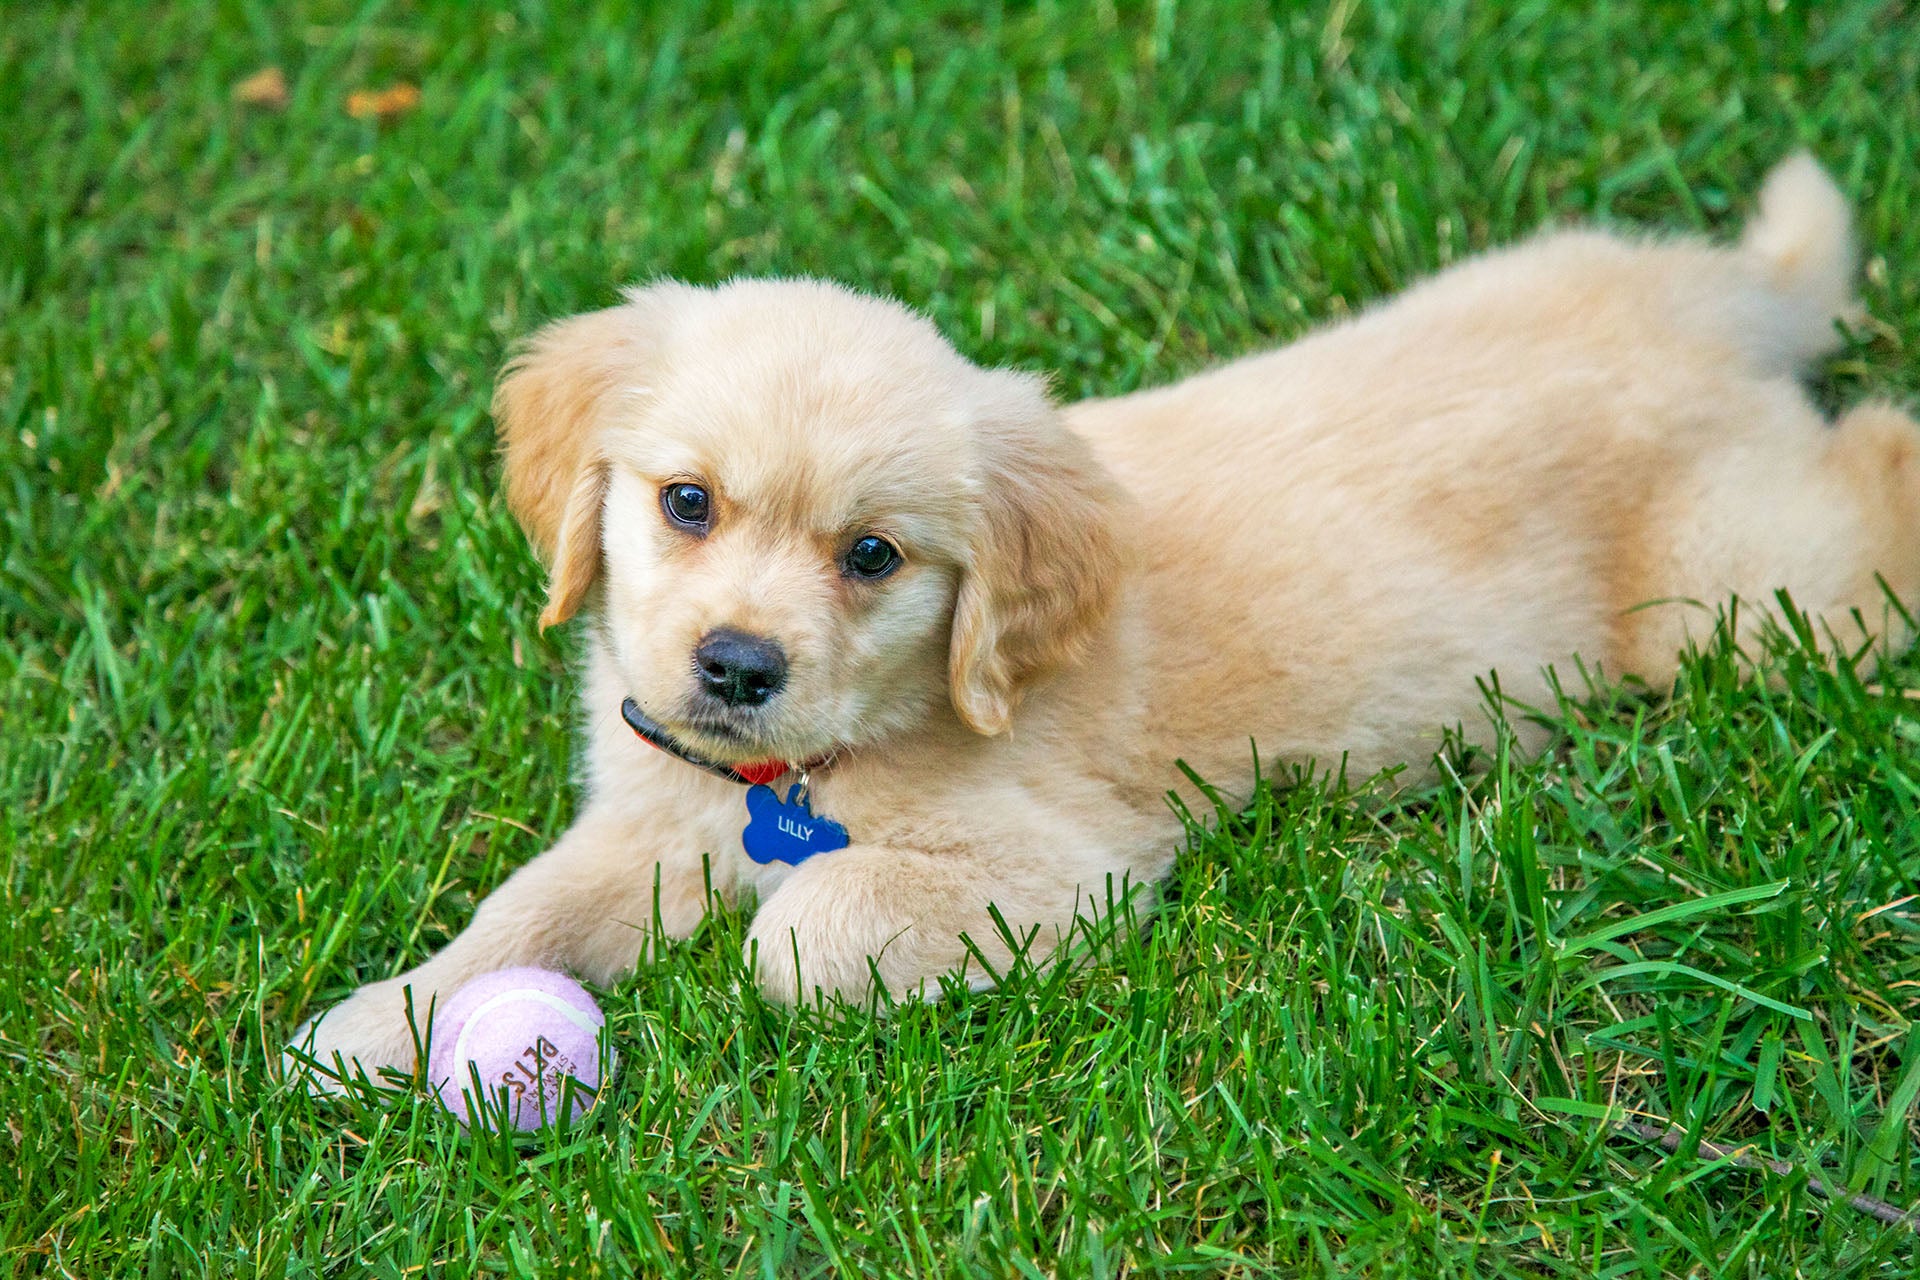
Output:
[{"left": 427, "top": 967, "right": 613, "bottom": 1131}]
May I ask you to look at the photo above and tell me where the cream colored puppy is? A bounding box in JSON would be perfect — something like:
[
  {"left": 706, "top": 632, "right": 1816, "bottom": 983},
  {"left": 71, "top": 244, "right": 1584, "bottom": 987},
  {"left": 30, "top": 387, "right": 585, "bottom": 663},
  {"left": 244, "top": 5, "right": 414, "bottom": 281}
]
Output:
[{"left": 292, "top": 155, "right": 1920, "bottom": 1086}]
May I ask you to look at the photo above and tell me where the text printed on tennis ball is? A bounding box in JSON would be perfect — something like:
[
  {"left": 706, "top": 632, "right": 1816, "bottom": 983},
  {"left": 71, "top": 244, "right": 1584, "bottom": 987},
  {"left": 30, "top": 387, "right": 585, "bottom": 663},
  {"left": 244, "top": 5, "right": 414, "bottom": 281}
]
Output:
[{"left": 494, "top": 1035, "right": 585, "bottom": 1108}]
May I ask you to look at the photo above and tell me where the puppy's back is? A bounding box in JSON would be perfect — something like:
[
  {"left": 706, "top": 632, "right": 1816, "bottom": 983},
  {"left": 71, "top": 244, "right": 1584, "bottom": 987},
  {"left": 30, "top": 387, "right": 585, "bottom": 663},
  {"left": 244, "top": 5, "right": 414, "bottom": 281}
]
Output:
[{"left": 1061, "top": 156, "right": 1867, "bottom": 784}]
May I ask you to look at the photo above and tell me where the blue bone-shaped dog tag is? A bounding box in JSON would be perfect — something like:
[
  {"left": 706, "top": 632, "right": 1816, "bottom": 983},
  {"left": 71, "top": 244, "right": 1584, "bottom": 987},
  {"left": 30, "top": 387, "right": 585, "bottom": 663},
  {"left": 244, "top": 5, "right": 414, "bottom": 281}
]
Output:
[{"left": 742, "top": 783, "right": 850, "bottom": 866}]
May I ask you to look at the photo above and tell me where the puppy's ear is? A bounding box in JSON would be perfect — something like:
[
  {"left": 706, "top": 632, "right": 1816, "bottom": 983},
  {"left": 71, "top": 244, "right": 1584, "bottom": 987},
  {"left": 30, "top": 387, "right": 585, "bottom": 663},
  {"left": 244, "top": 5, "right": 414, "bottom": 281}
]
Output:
[
  {"left": 950, "top": 373, "right": 1128, "bottom": 735},
  {"left": 493, "top": 299, "right": 662, "bottom": 628}
]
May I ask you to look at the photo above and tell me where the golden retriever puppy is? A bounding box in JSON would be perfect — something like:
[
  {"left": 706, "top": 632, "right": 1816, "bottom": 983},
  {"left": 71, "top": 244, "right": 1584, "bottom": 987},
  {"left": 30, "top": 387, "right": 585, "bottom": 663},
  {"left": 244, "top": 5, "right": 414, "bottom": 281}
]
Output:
[{"left": 291, "top": 154, "right": 1920, "bottom": 1086}]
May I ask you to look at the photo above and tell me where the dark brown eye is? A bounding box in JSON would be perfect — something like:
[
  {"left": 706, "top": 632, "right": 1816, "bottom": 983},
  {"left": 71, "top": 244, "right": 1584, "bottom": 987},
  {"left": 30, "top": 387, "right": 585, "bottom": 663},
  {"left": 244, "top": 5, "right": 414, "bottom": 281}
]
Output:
[
  {"left": 844, "top": 534, "right": 901, "bottom": 579},
  {"left": 662, "top": 483, "right": 710, "bottom": 531}
]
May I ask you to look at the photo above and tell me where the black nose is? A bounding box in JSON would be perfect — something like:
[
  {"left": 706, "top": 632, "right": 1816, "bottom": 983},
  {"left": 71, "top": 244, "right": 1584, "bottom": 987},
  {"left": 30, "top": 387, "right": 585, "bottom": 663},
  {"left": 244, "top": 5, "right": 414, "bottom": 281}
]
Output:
[{"left": 694, "top": 629, "right": 788, "bottom": 707}]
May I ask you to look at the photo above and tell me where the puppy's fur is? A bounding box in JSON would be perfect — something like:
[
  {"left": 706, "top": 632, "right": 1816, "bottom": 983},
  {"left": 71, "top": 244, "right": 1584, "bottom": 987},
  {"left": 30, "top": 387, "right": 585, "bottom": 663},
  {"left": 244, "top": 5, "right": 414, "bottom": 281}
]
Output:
[{"left": 294, "top": 155, "right": 1920, "bottom": 1084}]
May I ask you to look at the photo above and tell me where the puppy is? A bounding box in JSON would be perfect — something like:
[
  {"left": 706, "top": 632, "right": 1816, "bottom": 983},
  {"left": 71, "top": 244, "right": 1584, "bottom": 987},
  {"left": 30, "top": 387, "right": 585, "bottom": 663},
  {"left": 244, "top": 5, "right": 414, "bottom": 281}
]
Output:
[{"left": 292, "top": 154, "right": 1920, "bottom": 1086}]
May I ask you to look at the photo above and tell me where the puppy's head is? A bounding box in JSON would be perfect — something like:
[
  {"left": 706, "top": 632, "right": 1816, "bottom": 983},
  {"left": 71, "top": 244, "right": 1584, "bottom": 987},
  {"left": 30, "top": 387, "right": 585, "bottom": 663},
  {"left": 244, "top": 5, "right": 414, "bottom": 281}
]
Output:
[{"left": 494, "top": 279, "right": 1123, "bottom": 767}]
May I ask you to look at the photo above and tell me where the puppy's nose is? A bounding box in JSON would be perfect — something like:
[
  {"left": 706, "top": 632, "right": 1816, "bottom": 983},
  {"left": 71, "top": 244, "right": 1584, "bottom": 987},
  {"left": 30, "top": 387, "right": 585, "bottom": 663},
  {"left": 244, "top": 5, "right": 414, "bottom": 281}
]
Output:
[{"left": 694, "top": 629, "right": 788, "bottom": 707}]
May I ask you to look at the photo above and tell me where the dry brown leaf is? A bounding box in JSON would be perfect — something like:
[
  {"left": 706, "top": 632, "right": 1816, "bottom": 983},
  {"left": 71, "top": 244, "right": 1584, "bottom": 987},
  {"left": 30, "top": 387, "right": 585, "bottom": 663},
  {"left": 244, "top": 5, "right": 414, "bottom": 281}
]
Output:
[
  {"left": 232, "top": 66, "right": 289, "bottom": 110},
  {"left": 345, "top": 83, "right": 421, "bottom": 121}
]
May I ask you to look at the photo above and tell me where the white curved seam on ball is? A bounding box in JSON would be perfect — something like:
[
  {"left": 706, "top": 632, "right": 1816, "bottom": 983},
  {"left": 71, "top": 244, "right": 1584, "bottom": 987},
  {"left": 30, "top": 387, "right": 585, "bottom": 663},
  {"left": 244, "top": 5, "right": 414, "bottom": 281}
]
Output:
[{"left": 446, "top": 988, "right": 605, "bottom": 1091}]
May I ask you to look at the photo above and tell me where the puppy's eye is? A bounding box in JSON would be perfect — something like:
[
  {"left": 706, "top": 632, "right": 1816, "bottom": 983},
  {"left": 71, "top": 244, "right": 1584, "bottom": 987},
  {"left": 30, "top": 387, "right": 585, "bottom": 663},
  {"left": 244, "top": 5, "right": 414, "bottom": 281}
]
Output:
[
  {"left": 661, "top": 483, "right": 710, "bottom": 531},
  {"left": 844, "top": 534, "right": 901, "bottom": 579}
]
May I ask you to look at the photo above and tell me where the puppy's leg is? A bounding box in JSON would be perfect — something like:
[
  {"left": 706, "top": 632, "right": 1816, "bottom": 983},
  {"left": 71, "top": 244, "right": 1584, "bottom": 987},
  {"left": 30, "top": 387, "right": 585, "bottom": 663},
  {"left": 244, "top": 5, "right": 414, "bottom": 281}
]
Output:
[
  {"left": 1753, "top": 401, "right": 1920, "bottom": 659},
  {"left": 1626, "top": 399, "right": 1920, "bottom": 675},
  {"left": 745, "top": 838, "right": 1146, "bottom": 1006},
  {"left": 1818, "top": 401, "right": 1920, "bottom": 646},
  {"left": 288, "top": 804, "right": 711, "bottom": 1091}
]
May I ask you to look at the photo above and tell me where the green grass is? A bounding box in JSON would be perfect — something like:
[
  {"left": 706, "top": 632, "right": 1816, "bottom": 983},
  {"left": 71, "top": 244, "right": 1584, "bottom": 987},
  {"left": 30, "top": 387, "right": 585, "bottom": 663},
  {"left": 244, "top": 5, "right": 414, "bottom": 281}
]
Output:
[{"left": 6, "top": 0, "right": 1920, "bottom": 1274}]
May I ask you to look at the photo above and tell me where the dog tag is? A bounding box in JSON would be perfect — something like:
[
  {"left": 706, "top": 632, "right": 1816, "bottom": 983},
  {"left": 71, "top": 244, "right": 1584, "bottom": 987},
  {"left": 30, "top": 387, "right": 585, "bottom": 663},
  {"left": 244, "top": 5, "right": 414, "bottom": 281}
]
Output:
[{"left": 742, "top": 782, "right": 850, "bottom": 866}]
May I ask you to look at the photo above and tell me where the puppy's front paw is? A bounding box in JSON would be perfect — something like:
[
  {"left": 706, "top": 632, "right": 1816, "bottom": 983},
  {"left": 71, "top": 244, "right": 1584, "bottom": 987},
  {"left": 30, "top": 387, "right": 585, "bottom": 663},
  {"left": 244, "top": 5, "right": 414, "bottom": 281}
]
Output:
[
  {"left": 283, "top": 976, "right": 436, "bottom": 1095},
  {"left": 745, "top": 853, "right": 944, "bottom": 1007}
]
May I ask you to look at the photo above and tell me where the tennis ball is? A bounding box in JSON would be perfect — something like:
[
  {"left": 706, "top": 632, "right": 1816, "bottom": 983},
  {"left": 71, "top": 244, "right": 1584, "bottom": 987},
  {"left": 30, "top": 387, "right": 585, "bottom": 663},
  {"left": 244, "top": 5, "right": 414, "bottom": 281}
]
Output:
[{"left": 427, "top": 967, "right": 614, "bottom": 1131}]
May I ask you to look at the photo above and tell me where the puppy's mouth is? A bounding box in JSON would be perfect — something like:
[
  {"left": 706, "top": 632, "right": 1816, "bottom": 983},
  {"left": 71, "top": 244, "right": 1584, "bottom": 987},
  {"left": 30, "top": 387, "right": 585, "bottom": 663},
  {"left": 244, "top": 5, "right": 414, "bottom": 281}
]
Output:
[
  {"left": 679, "top": 712, "right": 761, "bottom": 751},
  {"left": 625, "top": 698, "right": 792, "bottom": 767}
]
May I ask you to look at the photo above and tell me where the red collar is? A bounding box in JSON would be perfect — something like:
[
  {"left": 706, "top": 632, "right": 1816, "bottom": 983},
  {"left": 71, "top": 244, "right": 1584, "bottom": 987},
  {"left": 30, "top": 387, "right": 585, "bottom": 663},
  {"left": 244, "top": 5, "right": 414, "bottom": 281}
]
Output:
[{"left": 620, "top": 698, "right": 803, "bottom": 786}]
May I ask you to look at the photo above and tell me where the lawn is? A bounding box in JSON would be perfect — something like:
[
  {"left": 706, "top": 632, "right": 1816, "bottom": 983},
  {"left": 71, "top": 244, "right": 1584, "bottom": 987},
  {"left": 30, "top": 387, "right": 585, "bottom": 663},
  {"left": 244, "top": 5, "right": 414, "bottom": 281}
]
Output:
[{"left": 6, "top": 1, "right": 1920, "bottom": 1275}]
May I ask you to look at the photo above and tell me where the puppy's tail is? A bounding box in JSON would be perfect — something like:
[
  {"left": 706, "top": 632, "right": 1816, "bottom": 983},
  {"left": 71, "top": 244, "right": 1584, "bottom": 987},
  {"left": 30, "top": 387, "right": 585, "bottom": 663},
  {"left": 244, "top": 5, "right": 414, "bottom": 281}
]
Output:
[{"left": 1738, "top": 152, "right": 1859, "bottom": 362}]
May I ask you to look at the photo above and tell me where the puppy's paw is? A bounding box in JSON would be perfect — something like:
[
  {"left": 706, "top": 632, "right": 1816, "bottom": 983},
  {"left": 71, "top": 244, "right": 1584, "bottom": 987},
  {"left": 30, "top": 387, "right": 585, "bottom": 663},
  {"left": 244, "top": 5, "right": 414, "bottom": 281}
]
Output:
[
  {"left": 745, "top": 854, "right": 946, "bottom": 1007},
  {"left": 745, "top": 914, "right": 883, "bottom": 1007},
  {"left": 283, "top": 976, "right": 435, "bottom": 1095}
]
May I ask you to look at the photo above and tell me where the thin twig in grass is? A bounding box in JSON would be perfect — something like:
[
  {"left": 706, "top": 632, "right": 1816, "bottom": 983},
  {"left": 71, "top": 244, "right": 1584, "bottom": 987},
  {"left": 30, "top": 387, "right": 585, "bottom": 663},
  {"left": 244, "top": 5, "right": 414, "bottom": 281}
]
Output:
[{"left": 1618, "top": 1120, "right": 1918, "bottom": 1230}]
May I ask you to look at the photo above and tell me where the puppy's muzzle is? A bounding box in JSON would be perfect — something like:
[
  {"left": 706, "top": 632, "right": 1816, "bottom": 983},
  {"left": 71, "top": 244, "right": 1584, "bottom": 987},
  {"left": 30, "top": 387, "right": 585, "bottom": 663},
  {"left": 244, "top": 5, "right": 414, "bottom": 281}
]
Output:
[{"left": 694, "top": 629, "right": 788, "bottom": 707}]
